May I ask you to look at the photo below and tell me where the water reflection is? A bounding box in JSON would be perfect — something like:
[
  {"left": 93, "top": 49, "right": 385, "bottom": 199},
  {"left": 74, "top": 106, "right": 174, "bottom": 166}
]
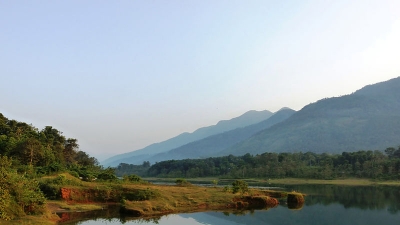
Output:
[
  {"left": 59, "top": 185, "right": 400, "bottom": 225},
  {"left": 284, "top": 185, "right": 400, "bottom": 213}
]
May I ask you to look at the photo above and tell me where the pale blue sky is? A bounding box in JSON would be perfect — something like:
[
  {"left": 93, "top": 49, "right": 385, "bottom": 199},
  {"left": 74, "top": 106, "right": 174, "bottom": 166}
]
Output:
[{"left": 1, "top": 0, "right": 399, "bottom": 161}]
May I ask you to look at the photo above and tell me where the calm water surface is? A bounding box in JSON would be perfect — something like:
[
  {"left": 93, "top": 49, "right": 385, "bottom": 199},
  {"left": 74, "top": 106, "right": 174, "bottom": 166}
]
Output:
[{"left": 60, "top": 184, "right": 400, "bottom": 225}]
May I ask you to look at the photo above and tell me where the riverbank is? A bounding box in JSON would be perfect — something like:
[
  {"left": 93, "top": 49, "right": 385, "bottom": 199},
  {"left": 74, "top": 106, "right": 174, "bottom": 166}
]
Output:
[
  {"left": 144, "top": 177, "right": 400, "bottom": 186},
  {"left": 8, "top": 180, "right": 300, "bottom": 224}
]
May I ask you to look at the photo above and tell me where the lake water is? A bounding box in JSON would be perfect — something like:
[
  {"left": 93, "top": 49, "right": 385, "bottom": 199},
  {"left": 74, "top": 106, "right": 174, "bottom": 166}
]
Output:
[{"left": 59, "top": 184, "right": 400, "bottom": 225}]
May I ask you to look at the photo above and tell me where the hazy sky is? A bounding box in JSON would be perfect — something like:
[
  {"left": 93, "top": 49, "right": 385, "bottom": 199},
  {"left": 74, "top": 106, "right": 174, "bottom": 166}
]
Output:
[{"left": 1, "top": 0, "right": 399, "bottom": 161}]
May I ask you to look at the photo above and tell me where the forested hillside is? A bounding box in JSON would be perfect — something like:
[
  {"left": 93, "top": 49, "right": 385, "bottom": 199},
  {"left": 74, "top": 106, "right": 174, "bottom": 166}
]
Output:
[
  {"left": 144, "top": 108, "right": 295, "bottom": 163},
  {"left": 221, "top": 77, "right": 400, "bottom": 156}
]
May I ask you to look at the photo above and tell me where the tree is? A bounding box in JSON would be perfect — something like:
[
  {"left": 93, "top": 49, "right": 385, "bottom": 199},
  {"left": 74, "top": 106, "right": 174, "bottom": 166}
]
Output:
[
  {"left": 385, "top": 147, "right": 396, "bottom": 159},
  {"left": 75, "top": 151, "right": 98, "bottom": 167},
  {"left": 97, "top": 167, "right": 118, "bottom": 181},
  {"left": 13, "top": 138, "right": 43, "bottom": 166},
  {"left": 231, "top": 180, "right": 249, "bottom": 195},
  {"left": 64, "top": 138, "right": 79, "bottom": 164}
]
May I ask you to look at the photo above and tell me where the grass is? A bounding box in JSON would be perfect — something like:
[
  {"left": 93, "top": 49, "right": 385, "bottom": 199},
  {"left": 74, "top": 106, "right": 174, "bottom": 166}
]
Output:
[
  {"left": 4, "top": 176, "right": 301, "bottom": 224},
  {"left": 1, "top": 212, "right": 59, "bottom": 225},
  {"left": 47, "top": 200, "right": 104, "bottom": 211},
  {"left": 121, "top": 182, "right": 285, "bottom": 217}
]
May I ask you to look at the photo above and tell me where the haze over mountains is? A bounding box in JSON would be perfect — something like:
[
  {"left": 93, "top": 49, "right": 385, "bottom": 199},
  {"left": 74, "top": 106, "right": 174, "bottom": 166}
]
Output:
[
  {"left": 222, "top": 77, "right": 400, "bottom": 156},
  {"left": 102, "top": 110, "right": 273, "bottom": 166},
  {"left": 103, "top": 76, "right": 400, "bottom": 167},
  {"left": 140, "top": 107, "right": 295, "bottom": 164}
]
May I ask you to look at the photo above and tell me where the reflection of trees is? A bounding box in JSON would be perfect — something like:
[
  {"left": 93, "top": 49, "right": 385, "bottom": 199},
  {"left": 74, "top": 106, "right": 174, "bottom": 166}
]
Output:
[
  {"left": 284, "top": 185, "right": 400, "bottom": 213},
  {"left": 58, "top": 205, "right": 163, "bottom": 224}
]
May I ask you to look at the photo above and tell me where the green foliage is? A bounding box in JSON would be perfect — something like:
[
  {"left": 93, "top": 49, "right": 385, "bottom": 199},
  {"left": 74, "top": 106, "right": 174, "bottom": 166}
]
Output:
[
  {"left": 231, "top": 180, "right": 249, "bottom": 195},
  {"left": 0, "top": 113, "right": 100, "bottom": 179},
  {"left": 212, "top": 179, "right": 219, "bottom": 187},
  {"left": 175, "top": 178, "right": 191, "bottom": 186},
  {"left": 223, "top": 186, "right": 231, "bottom": 192},
  {"left": 115, "top": 162, "right": 151, "bottom": 177},
  {"left": 123, "top": 188, "right": 160, "bottom": 201},
  {"left": 123, "top": 174, "right": 144, "bottom": 183},
  {"left": 144, "top": 148, "right": 400, "bottom": 180},
  {"left": 0, "top": 155, "right": 46, "bottom": 220},
  {"left": 97, "top": 167, "right": 118, "bottom": 181},
  {"left": 38, "top": 182, "right": 60, "bottom": 200}
]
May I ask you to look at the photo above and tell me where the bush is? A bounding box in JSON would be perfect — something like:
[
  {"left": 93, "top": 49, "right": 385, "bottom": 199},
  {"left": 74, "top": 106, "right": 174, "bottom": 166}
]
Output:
[
  {"left": 123, "top": 188, "right": 160, "bottom": 201},
  {"left": 97, "top": 167, "right": 118, "bottom": 181},
  {"left": 1, "top": 156, "right": 47, "bottom": 219},
  {"left": 175, "top": 178, "right": 191, "bottom": 186},
  {"left": 231, "top": 180, "right": 249, "bottom": 195},
  {"left": 124, "top": 174, "right": 144, "bottom": 183}
]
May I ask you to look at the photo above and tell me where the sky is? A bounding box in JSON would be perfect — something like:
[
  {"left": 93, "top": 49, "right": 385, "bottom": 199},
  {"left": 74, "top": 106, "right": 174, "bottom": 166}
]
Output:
[{"left": 1, "top": 0, "right": 400, "bottom": 161}]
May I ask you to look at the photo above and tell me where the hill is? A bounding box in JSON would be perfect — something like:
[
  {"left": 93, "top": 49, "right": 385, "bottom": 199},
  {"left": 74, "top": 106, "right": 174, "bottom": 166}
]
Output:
[
  {"left": 102, "top": 110, "right": 273, "bottom": 166},
  {"left": 145, "top": 108, "right": 295, "bottom": 163},
  {"left": 220, "top": 77, "right": 400, "bottom": 155}
]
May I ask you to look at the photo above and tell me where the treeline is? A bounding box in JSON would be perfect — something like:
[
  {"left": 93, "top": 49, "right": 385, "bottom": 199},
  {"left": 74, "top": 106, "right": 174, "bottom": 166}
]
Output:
[
  {"left": 116, "top": 161, "right": 150, "bottom": 177},
  {"left": 0, "top": 113, "right": 100, "bottom": 177},
  {"left": 116, "top": 148, "right": 400, "bottom": 180}
]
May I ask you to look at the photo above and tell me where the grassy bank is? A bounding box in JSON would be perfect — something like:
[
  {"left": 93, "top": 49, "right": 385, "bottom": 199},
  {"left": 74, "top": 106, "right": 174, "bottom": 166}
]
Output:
[
  {"left": 7, "top": 175, "right": 301, "bottom": 224},
  {"left": 118, "top": 182, "right": 289, "bottom": 217}
]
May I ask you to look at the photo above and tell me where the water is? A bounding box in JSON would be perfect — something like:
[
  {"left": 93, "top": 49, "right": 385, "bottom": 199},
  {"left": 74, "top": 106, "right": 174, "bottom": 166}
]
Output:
[{"left": 59, "top": 184, "right": 400, "bottom": 225}]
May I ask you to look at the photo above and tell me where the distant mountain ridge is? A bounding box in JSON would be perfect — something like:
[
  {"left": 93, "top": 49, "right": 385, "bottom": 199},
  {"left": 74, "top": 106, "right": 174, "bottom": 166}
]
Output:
[
  {"left": 221, "top": 76, "right": 400, "bottom": 156},
  {"left": 102, "top": 110, "right": 273, "bottom": 166},
  {"left": 144, "top": 107, "right": 296, "bottom": 163}
]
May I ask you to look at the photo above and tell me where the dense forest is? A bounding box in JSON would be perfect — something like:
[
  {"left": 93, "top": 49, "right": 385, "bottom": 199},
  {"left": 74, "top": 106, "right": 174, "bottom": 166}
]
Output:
[
  {"left": 116, "top": 148, "right": 400, "bottom": 180},
  {"left": 0, "top": 113, "right": 103, "bottom": 220},
  {"left": 0, "top": 113, "right": 100, "bottom": 176}
]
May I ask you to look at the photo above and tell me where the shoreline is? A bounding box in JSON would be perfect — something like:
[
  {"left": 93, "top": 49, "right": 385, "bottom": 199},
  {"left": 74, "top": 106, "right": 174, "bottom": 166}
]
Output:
[
  {"left": 12, "top": 176, "right": 400, "bottom": 224},
  {"left": 144, "top": 177, "right": 400, "bottom": 186}
]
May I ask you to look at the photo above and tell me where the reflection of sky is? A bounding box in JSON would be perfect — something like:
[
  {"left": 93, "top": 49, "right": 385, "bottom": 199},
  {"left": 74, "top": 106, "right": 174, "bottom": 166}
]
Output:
[
  {"left": 77, "top": 214, "right": 212, "bottom": 225},
  {"left": 76, "top": 212, "right": 250, "bottom": 225},
  {"left": 75, "top": 203, "right": 400, "bottom": 225}
]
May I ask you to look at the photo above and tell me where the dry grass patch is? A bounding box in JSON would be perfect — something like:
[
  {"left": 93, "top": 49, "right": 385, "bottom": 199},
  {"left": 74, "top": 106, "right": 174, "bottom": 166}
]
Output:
[{"left": 121, "top": 183, "right": 286, "bottom": 217}]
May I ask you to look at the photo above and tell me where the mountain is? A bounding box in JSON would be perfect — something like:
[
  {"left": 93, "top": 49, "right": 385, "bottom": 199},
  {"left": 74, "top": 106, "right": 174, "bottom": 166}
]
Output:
[
  {"left": 145, "top": 108, "right": 295, "bottom": 163},
  {"left": 102, "top": 110, "right": 273, "bottom": 166},
  {"left": 221, "top": 76, "right": 400, "bottom": 156}
]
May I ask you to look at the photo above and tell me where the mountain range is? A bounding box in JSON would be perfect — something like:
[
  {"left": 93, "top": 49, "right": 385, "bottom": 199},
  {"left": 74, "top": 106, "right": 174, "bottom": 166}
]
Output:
[
  {"left": 103, "top": 76, "right": 400, "bottom": 166},
  {"left": 143, "top": 107, "right": 295, "bottom": 164},
  {"left": 221, "top": 77, "right": 400, "bottom": 155},
  {"left": 102, "top": 110, "right": 273, "bottom": 166}
]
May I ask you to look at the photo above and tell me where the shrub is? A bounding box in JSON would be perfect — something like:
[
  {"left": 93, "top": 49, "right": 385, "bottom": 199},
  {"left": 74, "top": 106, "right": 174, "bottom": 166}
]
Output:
[
  {"left": 231, "top": 180, "right": 249, "bottom": 195},
  {"left": 175, "top": 178, "right": 191, "bottom": 186},
  {"left": 124, "top": 174, "right": 144, "bottom": 183},
  {"left": 0, "top": 156, "right": 47, "bottom": 219},
  {"left": 123, "top": 188, "right": 160, "bottom": 201},
  {"left": 97, "top": 168, "right": 118, "bottom": 181}
]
